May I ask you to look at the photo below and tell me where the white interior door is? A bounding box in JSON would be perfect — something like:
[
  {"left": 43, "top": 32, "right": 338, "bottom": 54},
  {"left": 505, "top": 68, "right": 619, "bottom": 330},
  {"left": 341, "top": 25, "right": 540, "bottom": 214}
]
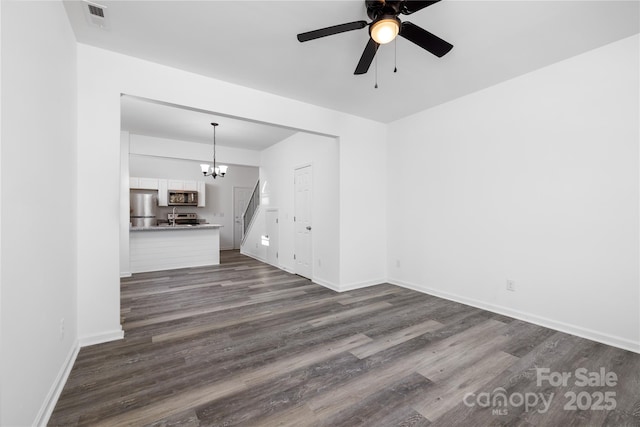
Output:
[
  {"left": 294, "top": 166, "right": 312, "bottom": 279},
  {"left": 265, "top": 209, "right": 279, "bottom": 267},
  {"left": 233, "top": 187, "right": 252, "bottom": 249}
]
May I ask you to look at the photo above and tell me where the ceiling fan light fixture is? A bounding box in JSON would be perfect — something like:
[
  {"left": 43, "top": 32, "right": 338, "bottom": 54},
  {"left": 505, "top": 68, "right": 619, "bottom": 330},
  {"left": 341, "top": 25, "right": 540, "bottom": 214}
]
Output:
[
  {"left": 370, "top": 17, "right": 400, "bottom": 44},
  {"left": 296, "top": 0, "right": 453, "bottom": 76}
]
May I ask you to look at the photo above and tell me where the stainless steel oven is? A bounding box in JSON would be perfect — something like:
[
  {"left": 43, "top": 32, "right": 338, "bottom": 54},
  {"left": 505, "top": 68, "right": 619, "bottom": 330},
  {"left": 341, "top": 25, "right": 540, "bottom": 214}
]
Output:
[{"left": 167, "top": 212, "right": 199, "bottom": 225}]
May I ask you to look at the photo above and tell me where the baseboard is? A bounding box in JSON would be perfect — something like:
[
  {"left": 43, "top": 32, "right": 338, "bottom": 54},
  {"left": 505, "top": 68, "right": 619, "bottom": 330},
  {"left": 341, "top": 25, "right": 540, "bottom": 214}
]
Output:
[
  {"left": 338, "top": 278, "right": 385, "bottom": 292},
  {"left": 120, "top": 271, "right": 132, "bottom": 278},
  {"left": 237, "top": 251, "right": 381, "bottom": 294},
  {"left": 312, "top": 277, "right": 342, "bottom": 292},
  {"left": 79, "top": 328, "right": 125, "bottom": 348},
  {"left": 239, "top": 249, "right": 266, "bottom": 263},
  {"left": 279, "top": 265, "right": 295, "bottom": 274},
  {"left": 313, "top": 277, "right": 383, "bottom": 293},
  {"left": 388, "top": 278, "right": 640, "bottom": 354},
  {"left": 239, "top": 252, "right": 343, "bottom": 292},
  {"left": 34, "top": 340, "right": 80, "bottom": 426}
]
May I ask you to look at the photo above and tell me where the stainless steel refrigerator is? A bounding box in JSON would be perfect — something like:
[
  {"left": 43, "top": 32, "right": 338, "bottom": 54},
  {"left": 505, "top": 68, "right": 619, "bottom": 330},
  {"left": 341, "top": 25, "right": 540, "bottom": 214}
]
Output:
[{"left": 130, "top": 190, "right": 157, "bottom": 227}]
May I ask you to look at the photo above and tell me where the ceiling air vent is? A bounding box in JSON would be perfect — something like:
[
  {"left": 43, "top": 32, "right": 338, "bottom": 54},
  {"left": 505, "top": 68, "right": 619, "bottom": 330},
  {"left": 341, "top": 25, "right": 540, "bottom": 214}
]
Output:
[
  {"left": 88, "top": 4, "right": 104, "bottom": 18},
  {"left": 82, "top": 1, "right": 110, "bottom": 29}
]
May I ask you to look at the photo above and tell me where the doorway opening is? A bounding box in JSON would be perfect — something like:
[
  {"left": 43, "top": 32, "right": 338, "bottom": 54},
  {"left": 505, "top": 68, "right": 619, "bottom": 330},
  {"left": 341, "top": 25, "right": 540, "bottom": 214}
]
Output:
[{"left": 294, "top": 165, "right": 312, "bottom": 279}]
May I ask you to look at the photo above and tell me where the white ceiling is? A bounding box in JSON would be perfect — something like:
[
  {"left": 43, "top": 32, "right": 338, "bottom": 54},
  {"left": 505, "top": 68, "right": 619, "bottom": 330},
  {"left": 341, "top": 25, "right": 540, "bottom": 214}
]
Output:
[
  {"left": 120, "top": 95, "right": 299, "bottom": 150},
  {"left": 65, "top": 0, "right": 639, "bottom": 146}
]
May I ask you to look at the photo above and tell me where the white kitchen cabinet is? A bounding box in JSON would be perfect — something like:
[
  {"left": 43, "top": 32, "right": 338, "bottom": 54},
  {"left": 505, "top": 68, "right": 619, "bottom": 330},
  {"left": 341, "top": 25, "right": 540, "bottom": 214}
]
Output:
[
  {"left": 197, "top": 181, "right": 206, "bottom": 207},
  {"left": 138, "top": 177, "right": 159, "bottom": 190},
  {"left": 183, "top": 180, "right": 198, "bottom": 191},
  {"left": 167, "top": 180, "right": 184, "bottom": 190},
  {"left": 152, "top": 179, "right": 205, "bottom": 207},
  {"left": 130, "top": 176, "right": 159, "bottom": 190},
  {"left": 158, "top": 179, "right": 168, "bottom": 206}
]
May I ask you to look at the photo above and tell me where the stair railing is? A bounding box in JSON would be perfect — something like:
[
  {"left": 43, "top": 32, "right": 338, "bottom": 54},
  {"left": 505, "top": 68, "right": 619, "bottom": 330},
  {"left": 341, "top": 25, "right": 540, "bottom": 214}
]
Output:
[{"left": 241, "top": 180, "right": 260, "bottom": 243}]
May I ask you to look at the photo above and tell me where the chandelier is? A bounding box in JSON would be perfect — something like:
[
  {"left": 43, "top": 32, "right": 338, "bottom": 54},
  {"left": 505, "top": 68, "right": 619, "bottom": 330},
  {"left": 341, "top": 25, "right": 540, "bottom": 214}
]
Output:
[{"left": 200, "top": 122, "right": 228, "bottom": 179}]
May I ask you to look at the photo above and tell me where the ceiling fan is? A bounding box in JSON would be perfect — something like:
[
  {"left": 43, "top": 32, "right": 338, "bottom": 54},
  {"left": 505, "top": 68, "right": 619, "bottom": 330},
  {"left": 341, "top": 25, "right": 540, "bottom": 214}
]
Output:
[{"left": 297, "top": 0, "right": 453, "bottom": 75}]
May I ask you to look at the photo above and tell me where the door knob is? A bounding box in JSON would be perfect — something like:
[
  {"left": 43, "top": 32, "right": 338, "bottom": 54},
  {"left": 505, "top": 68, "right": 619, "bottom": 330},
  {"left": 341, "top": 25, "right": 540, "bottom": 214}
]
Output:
[{"left": 306, "top": 226, "right": 312, "bottom": 231}]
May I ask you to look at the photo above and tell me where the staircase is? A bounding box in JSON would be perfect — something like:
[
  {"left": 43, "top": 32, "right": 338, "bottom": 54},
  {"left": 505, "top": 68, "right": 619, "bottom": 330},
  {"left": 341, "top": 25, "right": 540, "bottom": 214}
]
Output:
[{"left": 241, "top": 180, "right": 260, "bottom": 244}]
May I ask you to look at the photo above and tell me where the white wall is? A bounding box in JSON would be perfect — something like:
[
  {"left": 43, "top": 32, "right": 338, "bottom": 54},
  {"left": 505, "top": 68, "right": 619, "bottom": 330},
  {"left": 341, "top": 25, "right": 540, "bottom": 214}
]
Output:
[
  {"left": 243, "top": 132, "right": 340, "bottom": 288},
  {"left": 0, "top": 1, "right": 78, "bottom": 425},
  {"left": 387, "top": 35, "right": 640, "bottom": 352},
  {"left": 242, "top": 206, "right": 267, "bottom": 262},
  {"left": 340, "top": 124, "right": 388, "bottom": 289},
  {"left": 76, "top": 44, "right": 387, "bottom": 343},
  {"left": 129, "top": 140, "right": 259, "bottom": 250}
]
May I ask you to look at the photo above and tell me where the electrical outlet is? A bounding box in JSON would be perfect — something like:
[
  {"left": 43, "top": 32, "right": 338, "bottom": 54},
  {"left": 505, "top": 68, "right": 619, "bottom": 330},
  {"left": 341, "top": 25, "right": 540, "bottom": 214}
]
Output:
[{"left": 506, "top": 280, "right": 516, "bottom": 292}]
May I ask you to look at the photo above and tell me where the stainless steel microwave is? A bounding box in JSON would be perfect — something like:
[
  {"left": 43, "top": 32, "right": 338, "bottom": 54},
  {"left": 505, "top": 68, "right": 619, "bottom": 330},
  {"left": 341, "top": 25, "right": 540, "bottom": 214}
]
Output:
[{"left": 168, "top": 190, "right": 198, "bottom": 206}]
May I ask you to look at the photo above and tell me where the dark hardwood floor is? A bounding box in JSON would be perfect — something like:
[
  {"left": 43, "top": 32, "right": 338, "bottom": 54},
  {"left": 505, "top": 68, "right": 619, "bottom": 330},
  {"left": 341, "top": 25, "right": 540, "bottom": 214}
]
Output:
[{"left": 49, "top": 251, "right": 640, "bottom": 426}]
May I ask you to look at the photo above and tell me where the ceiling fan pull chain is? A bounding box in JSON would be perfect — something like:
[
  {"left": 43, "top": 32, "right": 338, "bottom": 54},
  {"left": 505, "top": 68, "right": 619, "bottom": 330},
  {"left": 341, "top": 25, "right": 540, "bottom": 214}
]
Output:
[
  {"left": 394, "top": 37, "right": 398, "bottom": 73},
  {"left": 374, "top": 54, "right": 378, "bottom": 89}
]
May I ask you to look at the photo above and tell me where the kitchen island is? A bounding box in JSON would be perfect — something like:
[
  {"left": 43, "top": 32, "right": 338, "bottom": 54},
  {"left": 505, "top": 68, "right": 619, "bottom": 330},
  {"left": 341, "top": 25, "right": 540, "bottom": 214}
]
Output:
[{"left": 129, "top": 224, "right": 221, "bottom": 273}]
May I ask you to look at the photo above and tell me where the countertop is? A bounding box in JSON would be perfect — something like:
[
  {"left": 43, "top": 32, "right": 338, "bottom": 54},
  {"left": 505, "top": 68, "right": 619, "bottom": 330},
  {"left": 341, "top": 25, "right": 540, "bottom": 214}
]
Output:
[{"left": 130, "top": 224, "right": 222, "bottom": 232}]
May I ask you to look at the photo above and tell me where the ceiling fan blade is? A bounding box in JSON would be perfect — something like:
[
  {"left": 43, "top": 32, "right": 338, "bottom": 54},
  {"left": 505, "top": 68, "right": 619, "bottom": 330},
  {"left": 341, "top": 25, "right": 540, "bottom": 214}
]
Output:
[
  {"left": 297, "top": 21, "right": 368, "bottom": 42},
  {"left": 401, "top": 0, "right": 441, "bottom": 15},
  {"left": 354, "top": 38, "right": 380, "bottom": 75},
  {"left": 399, "top": 21, "right": 453, "bottom": 57}
]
